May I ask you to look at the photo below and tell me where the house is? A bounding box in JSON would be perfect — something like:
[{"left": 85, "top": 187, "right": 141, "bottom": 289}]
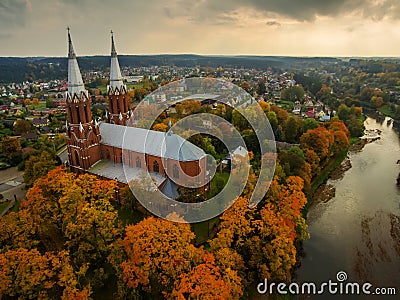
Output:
[
  {"left": 32, "top": 117, "right": 49, "bottom": 127},
  {"left": 21, "top": 132, "right": 39, "bottom": 141}
]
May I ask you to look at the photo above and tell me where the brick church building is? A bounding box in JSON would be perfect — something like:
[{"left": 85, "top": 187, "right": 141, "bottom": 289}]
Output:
[{"left": 65, "top": 30, "right": 207, "bottom": 198}]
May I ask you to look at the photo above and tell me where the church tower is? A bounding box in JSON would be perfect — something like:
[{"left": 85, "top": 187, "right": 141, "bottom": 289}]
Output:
[
  {"left": 107, "top": 31, "right": 131, "bottom": 125},
  {"left": 65, "top": 29, "right": 101, "bottom": 173}
]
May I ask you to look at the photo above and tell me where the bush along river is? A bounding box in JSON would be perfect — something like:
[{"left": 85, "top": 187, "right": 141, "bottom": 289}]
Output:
[{"left": 296, "top": 117, "right": 400, "bottom": 299}]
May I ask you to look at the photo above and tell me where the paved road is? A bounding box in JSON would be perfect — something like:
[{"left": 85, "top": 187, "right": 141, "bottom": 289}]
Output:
[{"left": 0, "top": 176, "right": 23, "bottom": 193}]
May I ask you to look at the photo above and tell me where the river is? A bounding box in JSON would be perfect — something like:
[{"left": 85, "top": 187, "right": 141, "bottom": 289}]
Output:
[{"left": 296, "top": 117, "right": 400, "bottom": 299}]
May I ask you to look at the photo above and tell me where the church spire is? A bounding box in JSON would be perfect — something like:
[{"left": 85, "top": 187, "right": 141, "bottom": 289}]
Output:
[
  {"left": 109, "top": 30, "right": 125, "bottom": 91},
  {"left": 67, "top": 28, "right": 87, "bottom": 100}
]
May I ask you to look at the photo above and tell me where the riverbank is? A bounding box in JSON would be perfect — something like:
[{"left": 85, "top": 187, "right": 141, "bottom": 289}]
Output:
[{"left": 297, "top": 116, "right": 400, "bottom": 293}]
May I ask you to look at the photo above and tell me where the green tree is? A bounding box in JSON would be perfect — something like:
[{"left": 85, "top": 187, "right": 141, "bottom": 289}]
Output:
[
  {"left": 23, "top": 150, "right": 57, "bottom": 187},
  {"left": 284, "top": 116, "right": 303, "bottom": 143},
  {"left": 280, "top": 85, "right": 305, "bottom": 102},
  {"left": 13, "top": 119, "right": 32, "bottom": 135}
]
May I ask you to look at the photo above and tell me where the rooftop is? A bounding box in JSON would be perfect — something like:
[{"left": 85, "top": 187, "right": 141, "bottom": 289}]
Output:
[
  {"left": 99, "top": 123, "right": 206, "bottom": 162},
  {"left": 88, "top": 159, "right": 166, "bottom": 187}
]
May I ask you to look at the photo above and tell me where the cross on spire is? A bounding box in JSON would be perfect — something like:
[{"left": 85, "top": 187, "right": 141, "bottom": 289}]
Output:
[{"left": 111, "top": 30, "right": 117, "bottom": 58}]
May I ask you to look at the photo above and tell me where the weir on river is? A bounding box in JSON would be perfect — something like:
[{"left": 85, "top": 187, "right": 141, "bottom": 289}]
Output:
[{"left": 296, "top": 117, "right": 400, "bottom": 299}]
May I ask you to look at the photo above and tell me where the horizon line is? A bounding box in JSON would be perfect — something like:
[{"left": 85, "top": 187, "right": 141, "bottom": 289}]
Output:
[{"left": 1, "top": 53, "right": 400, "bottom": 59}]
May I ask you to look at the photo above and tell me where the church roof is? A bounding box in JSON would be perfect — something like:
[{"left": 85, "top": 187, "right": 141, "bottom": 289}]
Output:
[
  {"left": 99, "top": 123, "right": 206, "bottom": 162},
  {"left": 67, "top": 29, "right": 88, "bottom": 99},
  {"left": 88, "top": 159, "right": 166, "bottom": 186},
  {"left": 109, "top": 32, "right": 125, "bottom": 92}
]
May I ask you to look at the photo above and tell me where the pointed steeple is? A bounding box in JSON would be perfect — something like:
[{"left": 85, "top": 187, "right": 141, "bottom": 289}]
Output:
[
  {"left": 67, "top": 28, "right": 87, "bottom": 99},
  {"left": 109, "top": 30, "right": 125, "bottom": 91}
]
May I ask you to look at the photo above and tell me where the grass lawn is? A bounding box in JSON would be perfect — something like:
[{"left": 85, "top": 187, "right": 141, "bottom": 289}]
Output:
[
  {"left": 115, "top": 205, "right": 145, "bottom": 226},
  {"left": 126, "top": 83, "right": 144, "bottom": 89},
  {"left": 10, "top": 201, "right": 20, "bottom": 213},
  {"left": 0, "top": 201, "right": 10, "bottom": 215},
  {"left": 207, "top": 172, "right": 230, "bottom": 198},
  {"left": 378, "top": 105, "right": 398, "bottom": 120},
  {"left": 28, "top": 101, "right": 47, "bottom": 110},
  {"left": 191, "top": 216, "right": 220, "bottom": 245}
]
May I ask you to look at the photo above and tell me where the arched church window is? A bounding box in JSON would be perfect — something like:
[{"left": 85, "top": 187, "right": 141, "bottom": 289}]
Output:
[
  {"left": 153, "top": 160, "right": 159, "bottom": 173},
  {"left": 136, "top": 157, "right": 141, "bottom": 168}
]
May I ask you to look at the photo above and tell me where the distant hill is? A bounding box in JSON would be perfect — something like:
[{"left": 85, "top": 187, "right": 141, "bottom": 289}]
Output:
[{"left": 0, "top": 55, "right": 341, "bottom": 83}]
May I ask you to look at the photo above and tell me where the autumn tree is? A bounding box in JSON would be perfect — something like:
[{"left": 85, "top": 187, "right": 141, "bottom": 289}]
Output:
[
  {"left": 0, "top": 248, "right": 91, "bottom": 299},
  {"left": 240, "top": 81, "right": 251, "bottom": 93},
  {"left": 13, "top": 119, "right": 32, "bottom": 134},
  {"left": 133, "top": 87, "right": 149, "bottom": 102},
  {"left": 152, "top": 122, "right": 168, "bottom": 132},
  {"left": 175, "top": 100, "right": 201, "bottom": 118},
  {"left": 331, "top": 130, "right": 350, "bottom": 156},
  {"left": 1, "top": 136, "right": 21, "bottom": 159},
  {"left": 300, "top": 126, "right": 334, "bottom": 162},
  {"left": 329, "top": 121, "right": 350, "bottom": 137},
  {"left": 23, "top": 150, "right": 57, "bottom": 187},
  {"left": 170, "top": 253, "right": 243, "bottom": 300},
  {"left": 120, "top": 217, "right": 202, "bottom": 297},
  {"left": 21, "top": 167, "right": 120, "bottom": 291},
  {"left": 258, "top": 100, "right": 270, "bottom": 113}
]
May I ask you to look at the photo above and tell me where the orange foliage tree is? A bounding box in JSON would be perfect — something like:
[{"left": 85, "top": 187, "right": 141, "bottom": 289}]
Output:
[
  {"left": 18, "top": 166, "right": 120, "bottom": 291},
  {"left": 0, "top": 248, "right": 90, "bottom": 299},
  {"left": 300, "top": 126, "right": 334, "bottom": 162},
  {"left": 120, "top": 217, "right": 202, "bottom": 296},
  {"left": 170, "top": 253, "right": 243, "bottom": 300}
]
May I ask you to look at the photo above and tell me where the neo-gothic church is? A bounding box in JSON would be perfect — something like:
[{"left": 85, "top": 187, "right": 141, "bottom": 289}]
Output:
[{"left": 65, "top": 31, "right": 206, "bottom": 198}]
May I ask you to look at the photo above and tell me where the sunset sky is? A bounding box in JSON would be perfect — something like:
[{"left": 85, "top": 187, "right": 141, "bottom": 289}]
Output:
[{"left": 1, "top": 0, "right": 400, "bottom": 57}]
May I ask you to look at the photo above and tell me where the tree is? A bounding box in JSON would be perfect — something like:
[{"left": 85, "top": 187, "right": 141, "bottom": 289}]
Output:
[
  {"left": 329, "top": 121, "right": 350, "bottom": 137},
  {"left": 120, "top": 217, "right": 201, "bottom": 296},
  {"left": 240, "top": 81, "right": 251, "bottom": 93},
  {"left": 23, "top": 150, "right": 57, "bottom": 187},
  {"left": 152, "top": 123, "right": 168, "bottom": 132},
  {"left": 300, "top": 126, "right": 334, "bottom": 162},
  {"left": 21, "top": 167, "right": 120, "bottom": 291},
  {"left": 258, "top": 100, "right": 270, "bottom": 113},
  {"left": 133, "top": 87, "right": 149, "bottom": 101},
  {"left": 256, "top": 79, "right": 266, "bottom": 95},
  {"left": 170, "top": 253, "right": 243, "bottom": 300},
  {"left": 13, "top": 119, "right": 31, "bottom": 134},
  {"left": 284, "top": 116, "right": 303, "bottom": 143},
  {"left": 303, "top": 118, "right": 319, "bottom": 132},
  {"left": 175, "top": 100, "right": 201, "bottom": 118},
  {"left": 331, "top": 130, "right": 350, "bottom": 156},
  {"left": 1, "top": 137, "right": 21, "bottom": 159},
  {"left": 46, "top": 98, "right": 56, "bottom": 108},
  {"left": 0, "top": 248, "right": 91, "bottom": 299},
  {"left": 280, "top": 85, "right": 305, "bottom": 102}
]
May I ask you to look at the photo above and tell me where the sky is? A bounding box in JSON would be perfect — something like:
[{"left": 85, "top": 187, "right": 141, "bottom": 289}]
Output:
[{"left": 1, "top": 0, "right": 400, "bottom": 57}]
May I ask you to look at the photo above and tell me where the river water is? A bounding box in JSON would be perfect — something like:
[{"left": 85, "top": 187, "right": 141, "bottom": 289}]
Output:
[{"left": 296, "top": 117, "right": 400, "bottom": 299}]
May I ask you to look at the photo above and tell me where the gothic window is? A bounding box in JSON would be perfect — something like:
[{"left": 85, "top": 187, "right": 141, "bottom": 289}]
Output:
[
  {"left": 74, "top": 151, "right": 80, "bottom": 167},
  {"left": 136, "top": 157, "right": 141, "bottom": 168},
  {"left": 153, "top": 160, "right": 159, "bottom": 173},
  {"left": 173, "top": 164, "right": 179, "bottom": 179}
]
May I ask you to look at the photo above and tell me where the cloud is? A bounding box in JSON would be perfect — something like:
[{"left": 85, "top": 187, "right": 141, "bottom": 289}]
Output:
[
  {"left": 0, "top": 0, "right": 31, "bottom": 29},
  {"left": 0, "top": 33, "right": 11, "bottom": 39},
  {"left": 266, "top": 21, "right": 281, "bottom": 27}
]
